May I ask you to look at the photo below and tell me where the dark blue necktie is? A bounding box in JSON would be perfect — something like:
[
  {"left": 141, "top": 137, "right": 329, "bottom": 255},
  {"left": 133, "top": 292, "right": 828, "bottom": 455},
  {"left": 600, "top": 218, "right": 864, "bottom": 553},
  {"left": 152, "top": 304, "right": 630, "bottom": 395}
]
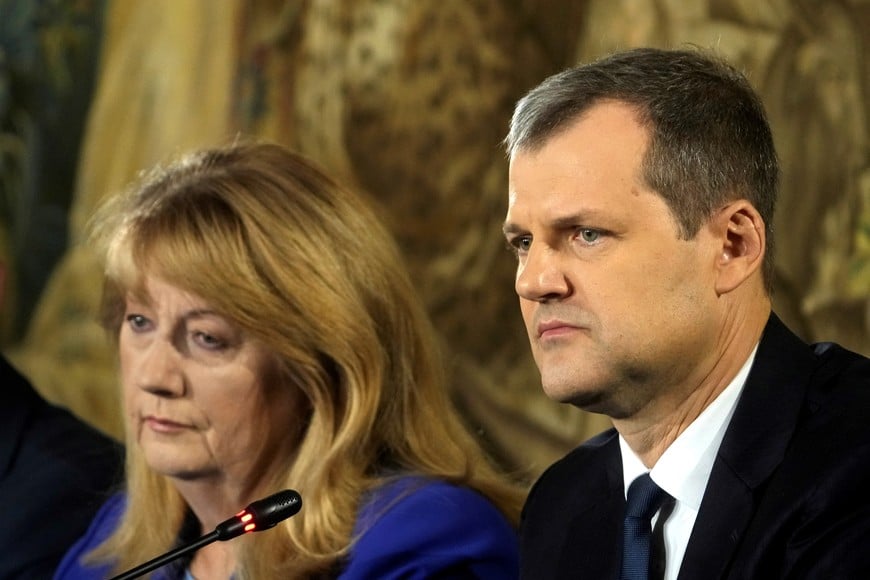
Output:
[{"left": 621, "top": 473, "right": 669, "bottom": 580}]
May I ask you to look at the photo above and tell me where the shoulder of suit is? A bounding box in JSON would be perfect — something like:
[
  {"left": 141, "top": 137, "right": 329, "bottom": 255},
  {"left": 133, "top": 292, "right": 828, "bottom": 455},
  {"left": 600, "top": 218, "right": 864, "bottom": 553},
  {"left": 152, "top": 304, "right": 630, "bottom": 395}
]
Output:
[
  {"left": 806, "top": 341, "right": 870, "bottom": 415},
  {"left": 529, "top": 427, "right": 618, "bottom": 491}
]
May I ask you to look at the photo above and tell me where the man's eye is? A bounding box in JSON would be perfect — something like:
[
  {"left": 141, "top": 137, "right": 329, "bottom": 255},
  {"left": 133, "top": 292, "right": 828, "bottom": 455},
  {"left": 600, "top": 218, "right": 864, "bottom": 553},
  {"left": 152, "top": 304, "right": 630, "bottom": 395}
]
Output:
[
  {"left": 507, "top": 235, "right": 532, "bottom": 254},
  {"left": 578, "top": 229, "right": 601, "bottom": 244}
]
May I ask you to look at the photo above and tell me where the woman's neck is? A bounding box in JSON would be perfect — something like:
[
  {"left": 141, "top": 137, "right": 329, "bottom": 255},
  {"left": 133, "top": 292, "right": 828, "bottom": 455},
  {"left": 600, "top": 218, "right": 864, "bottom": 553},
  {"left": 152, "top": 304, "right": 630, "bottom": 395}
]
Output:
[
  {"left": 188, "top": 540, "right": 236, "bottom": 579},
  {"left": 174, "top": 477, "right": 257, "bottom": 532}
]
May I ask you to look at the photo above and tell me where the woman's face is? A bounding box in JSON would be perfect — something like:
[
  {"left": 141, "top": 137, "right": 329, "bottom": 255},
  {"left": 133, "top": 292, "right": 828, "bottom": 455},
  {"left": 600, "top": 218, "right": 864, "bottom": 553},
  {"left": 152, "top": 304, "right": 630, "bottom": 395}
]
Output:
[{"left": 119, "top": 275, "right": 299, "bottom": 489}]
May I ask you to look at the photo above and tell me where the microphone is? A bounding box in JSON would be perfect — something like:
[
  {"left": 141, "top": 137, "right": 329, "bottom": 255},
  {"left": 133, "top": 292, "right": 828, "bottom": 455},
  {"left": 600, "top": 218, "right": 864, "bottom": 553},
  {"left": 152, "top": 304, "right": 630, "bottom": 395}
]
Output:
[{"left": 108, "top": 489, "right": 302, "bottom": 580}]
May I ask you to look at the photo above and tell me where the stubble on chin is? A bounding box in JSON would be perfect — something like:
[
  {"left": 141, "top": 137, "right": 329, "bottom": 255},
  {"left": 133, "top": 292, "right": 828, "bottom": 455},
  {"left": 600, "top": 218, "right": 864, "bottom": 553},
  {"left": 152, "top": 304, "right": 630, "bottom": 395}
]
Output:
[{"left": 536, "top": 352, "right": 627, "bottom": 416}]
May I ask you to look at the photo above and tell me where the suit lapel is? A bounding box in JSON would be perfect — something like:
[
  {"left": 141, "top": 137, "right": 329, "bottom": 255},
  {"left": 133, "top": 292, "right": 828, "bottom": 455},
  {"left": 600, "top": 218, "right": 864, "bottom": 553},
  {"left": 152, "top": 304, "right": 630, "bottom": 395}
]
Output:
[
  {"left": 678, "top": 314, "right": 817, "bottom": 579},
  {"left": 558, "top": 435, "right": 624, "bottom": 578}
]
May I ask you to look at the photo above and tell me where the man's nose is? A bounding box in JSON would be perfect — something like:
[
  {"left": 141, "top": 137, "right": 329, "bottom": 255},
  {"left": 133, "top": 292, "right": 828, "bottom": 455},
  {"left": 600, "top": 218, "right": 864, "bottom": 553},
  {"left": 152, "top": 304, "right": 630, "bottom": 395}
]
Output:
[{"left": 515, "top": 244, "right": 571, "bottom": 302}]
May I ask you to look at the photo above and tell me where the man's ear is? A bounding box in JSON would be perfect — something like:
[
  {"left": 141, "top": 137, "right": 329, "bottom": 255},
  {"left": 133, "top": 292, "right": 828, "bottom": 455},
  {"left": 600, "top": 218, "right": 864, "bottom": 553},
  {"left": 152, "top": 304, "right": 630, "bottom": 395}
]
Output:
[{"left": 713, "top": 200, "right": 766, "bottom": 295}]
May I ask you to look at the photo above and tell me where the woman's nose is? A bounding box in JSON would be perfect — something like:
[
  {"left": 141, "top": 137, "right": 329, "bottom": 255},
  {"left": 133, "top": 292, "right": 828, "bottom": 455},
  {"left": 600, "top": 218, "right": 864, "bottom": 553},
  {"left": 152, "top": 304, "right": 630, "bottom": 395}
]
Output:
[{"left": 133, "top": 338, "right": 186, "bottom": 397}]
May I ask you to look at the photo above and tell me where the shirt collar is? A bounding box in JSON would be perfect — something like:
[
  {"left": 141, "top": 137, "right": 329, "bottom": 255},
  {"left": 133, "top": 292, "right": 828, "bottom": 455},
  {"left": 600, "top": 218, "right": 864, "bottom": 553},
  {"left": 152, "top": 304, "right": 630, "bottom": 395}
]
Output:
[{"left": 620, "top": 344, "right": 758, "bottom": 508}]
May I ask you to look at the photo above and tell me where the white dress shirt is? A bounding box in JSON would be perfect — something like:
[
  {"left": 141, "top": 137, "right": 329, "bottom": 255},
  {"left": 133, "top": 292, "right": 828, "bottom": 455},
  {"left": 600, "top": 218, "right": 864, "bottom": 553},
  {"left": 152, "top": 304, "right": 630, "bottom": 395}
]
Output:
[{"left": 619, "top": 345, "right": 758, "bottom": 580}]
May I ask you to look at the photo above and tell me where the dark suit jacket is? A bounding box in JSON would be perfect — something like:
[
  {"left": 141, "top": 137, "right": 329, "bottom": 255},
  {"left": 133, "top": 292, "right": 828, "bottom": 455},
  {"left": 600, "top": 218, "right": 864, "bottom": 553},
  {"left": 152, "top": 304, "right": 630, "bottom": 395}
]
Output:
[
  {"left": 519, "top": 314, "right": 870, "bottom": 579},
  {"left": 0, "top": 355, "right": 123, "bottom": 579}
]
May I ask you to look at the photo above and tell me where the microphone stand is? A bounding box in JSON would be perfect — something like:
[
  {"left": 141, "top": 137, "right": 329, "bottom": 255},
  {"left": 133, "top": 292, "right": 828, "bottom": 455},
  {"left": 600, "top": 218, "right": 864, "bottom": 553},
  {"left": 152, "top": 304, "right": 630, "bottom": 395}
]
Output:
[
  {"left": 106, "top": 489, "right": 302, "bottom": 580},
  {"left": 109, "top": 531, "right": 219, "bottom": 580}
]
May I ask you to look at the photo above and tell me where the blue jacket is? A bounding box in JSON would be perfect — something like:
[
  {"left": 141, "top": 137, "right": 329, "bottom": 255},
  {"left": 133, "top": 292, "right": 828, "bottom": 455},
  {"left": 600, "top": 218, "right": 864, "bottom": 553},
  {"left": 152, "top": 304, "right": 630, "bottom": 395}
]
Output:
[{"left": 55, "top": 477, "right": 519, "bottom": 579}]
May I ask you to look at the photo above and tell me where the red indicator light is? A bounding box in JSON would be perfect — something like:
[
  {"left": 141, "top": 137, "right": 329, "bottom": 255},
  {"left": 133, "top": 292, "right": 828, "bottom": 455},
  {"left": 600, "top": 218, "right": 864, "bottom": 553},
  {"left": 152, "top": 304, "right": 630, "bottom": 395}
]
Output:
[
  {"left": 244, "top": 523, "right": 256, "bottom": 532},
  {"left": 235, "top": 510, "right": 245, "bottom": 517},
  {"left": 241, "top": 513, "right": 253, "bottom": 523}
]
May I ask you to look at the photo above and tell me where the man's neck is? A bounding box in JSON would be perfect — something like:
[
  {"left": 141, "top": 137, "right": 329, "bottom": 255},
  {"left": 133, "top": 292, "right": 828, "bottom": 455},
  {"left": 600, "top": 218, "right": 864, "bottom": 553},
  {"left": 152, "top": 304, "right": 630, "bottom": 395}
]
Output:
[{"left": 614, "top": 304, "right": 770, "bottom": 467}]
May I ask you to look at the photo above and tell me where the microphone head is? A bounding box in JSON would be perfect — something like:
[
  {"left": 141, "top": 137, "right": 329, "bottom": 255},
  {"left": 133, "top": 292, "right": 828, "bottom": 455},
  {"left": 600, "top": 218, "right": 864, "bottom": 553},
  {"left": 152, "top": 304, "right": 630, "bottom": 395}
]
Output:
[
  {"left": 215, "top": 489, "right": 302, "bottom": 540},
  {"left": 246, "top": 489, "right": 303, "bottom": 529}
]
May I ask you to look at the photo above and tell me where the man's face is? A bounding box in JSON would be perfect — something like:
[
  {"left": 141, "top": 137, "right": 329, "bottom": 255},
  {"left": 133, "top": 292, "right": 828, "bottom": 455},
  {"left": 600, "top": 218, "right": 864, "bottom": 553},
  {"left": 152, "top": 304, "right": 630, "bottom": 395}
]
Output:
[{"left": 504, "top": 101, "right": 722, "bottom": 419}]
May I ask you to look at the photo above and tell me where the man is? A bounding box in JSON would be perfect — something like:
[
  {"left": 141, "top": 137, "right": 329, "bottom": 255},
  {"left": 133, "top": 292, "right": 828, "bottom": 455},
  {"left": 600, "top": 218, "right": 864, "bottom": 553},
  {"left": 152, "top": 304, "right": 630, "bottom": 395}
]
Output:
[
  {"left": 503, "top": 47, "right": 870, "bottom": 579},
  {"left": 0, "top": 261, "right": 123, "bottom": 578}
]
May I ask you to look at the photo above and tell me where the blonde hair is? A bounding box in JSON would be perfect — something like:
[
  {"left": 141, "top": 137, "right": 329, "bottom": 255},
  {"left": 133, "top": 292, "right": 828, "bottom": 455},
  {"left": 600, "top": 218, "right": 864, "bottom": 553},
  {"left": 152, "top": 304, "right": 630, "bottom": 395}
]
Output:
[{"left": 87, "top": 142, "right": 524, "bottom": 577}]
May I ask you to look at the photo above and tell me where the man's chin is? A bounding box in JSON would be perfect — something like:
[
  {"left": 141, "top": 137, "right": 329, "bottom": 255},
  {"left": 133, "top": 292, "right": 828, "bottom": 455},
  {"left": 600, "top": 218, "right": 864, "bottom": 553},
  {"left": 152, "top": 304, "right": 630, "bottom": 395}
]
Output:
[{"left": 543, "top": 383, "right": 609, "bottom": 412}]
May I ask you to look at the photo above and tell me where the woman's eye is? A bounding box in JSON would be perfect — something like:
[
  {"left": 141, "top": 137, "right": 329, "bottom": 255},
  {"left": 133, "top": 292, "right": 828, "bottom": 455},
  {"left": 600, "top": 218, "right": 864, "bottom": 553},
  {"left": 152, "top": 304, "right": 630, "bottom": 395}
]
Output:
[
  {"left": 126, "top": 314, "right": 151, "bottom": 332},
  {"left": 193, "top": 331, "right": 225, "bottom": 350}
]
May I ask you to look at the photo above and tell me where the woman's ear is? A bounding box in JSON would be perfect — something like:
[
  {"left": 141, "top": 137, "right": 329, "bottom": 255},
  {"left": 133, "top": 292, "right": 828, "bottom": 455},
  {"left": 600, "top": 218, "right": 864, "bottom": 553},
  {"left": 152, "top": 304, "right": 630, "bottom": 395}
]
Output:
[{"left": 713, "top": 200, "right": 766, "bottom": 295}]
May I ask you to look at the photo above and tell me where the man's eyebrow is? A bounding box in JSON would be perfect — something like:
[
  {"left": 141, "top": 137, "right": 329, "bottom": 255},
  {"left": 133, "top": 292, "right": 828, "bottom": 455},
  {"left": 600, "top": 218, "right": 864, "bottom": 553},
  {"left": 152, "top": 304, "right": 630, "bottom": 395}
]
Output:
[
  {"left": 502, "top": 222, "right": 525, "bottom": 236},
  {"left": 503, "top": 211, "right": 600, "bottom": 236}
]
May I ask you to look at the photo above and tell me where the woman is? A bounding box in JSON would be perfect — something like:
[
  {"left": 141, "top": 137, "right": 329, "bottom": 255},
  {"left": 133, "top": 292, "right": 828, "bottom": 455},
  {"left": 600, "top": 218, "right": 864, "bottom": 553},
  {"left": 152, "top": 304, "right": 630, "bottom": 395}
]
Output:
[{"left": 54, "top": 142, "right": 524, "bottom": 578}]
